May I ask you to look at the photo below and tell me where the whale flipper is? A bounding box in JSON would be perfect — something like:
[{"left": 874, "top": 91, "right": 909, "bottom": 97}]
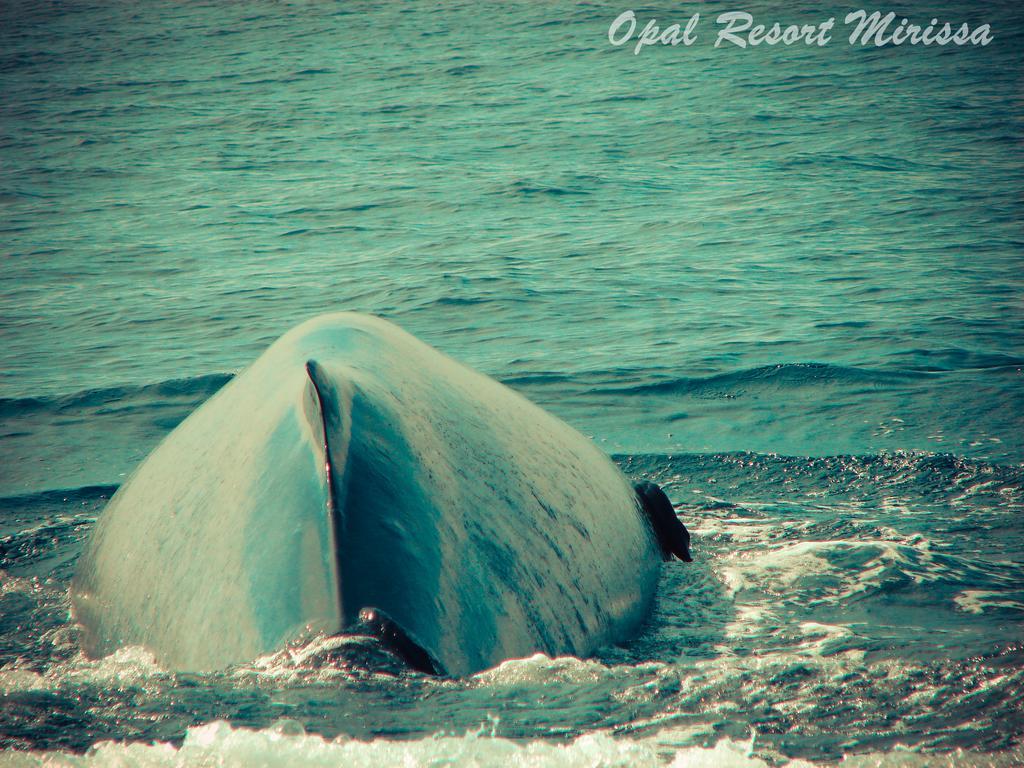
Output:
[
  {"left": 354, "top": 607, "right": 443, "bottom": 676},
  {"left": 635, "top": 481, "right": 692, "bottom": 562}
]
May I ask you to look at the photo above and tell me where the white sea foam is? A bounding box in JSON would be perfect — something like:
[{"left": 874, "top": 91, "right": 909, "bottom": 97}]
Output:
[
  {"left": 0, "top": 668, "right": 45, "bottom": 694},
  {"left": 60, "top": 646, "right": 165, "bottom": 685},
  {"left": 953, "top": 590, "right": 1024, "bottom": 615},
  {"left": 0, "top": 646, "right": 165, "bottom": 695},
  {"left": 1, "top": 721, "right": 1019, "bottom": 768},
  {"left": 719, "top": 533, "right": 946, "bottom": 607},
  {"left": 472, "top": 652, "right": 664, "bottom": 687}
]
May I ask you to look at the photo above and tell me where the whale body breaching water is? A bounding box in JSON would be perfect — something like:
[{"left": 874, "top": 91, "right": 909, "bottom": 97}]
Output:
[{"left": 71, "top": 313, "right": 691, "bottom": 676}]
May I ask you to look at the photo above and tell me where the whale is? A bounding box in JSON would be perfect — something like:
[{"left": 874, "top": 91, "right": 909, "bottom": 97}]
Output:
[{"left": 71, "top": 313, "right": 690, "bottom": 675}]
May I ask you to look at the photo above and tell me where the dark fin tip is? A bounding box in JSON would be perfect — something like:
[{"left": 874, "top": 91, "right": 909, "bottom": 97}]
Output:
[
  {"left": 305, "top": 359, "right": 325, "bottom": 387},
  {"left": 634, "top": 480, "right": 692, "bottom": 562},
  {"left": 356, "top": 607, "right": 444, "bottom": 676}
]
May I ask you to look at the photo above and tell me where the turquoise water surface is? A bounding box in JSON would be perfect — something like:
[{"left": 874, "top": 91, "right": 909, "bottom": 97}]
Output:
[{"left": 1, "top": 1, "right": 1022, "bottom": 765}]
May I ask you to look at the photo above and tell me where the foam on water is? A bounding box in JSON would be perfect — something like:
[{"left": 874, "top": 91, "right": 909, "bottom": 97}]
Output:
[
  {"left": 0, "top": 723, "right": 764, "bottom": 768},
  {"left": 3, "top": 720, "right": 1022, "bottom": 768}
]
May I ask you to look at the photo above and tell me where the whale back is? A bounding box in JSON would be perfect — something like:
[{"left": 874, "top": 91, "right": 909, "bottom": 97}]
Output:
[
  {"left": 71, "top": 334, "right": 344, "bottom": 670},
  {"left": 72, "top": 313, "right": 662, "bottom": 674}
]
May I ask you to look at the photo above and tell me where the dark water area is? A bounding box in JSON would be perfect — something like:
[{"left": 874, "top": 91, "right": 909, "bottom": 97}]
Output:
[{"left": 1, "top": 0, "right": 1022, "bottom": 764}]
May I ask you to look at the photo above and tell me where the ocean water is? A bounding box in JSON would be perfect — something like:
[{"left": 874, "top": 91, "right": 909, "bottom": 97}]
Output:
[{"left": 1, "top": 0, "right": 1022, "bottom": 765}]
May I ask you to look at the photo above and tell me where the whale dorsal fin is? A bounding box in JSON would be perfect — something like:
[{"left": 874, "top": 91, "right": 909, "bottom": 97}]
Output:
[{"left": 304, "top": 360, "right": 348, "bottom": 529}]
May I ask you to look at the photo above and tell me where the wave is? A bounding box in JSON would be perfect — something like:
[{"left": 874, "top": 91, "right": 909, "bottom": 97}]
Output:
[
  {"left": 616, "top": 451, "right": 1024, "bottom": 504},
  {"left": 4, "top": 450, "right": 1018, "bottom": 513},
  {"left": 0, "top": 484, "right": 118, "bottom": 511},
  {"left": 7, "top": 720, "right": 1021, "bottom": 767},
  {"left": 0, "top": 374, "right": 232, "bottom": 420},
  {"left": 606, "top": 362, "right": 924, "bottom": 397},
  {"left": 0, "top": 362, "right": 909, "bottom": 426},
  {"left": 0, "top": 357, "right": 1002, "bottom": 423},
  {"left": 882, "top": 347, "right": 1024, "bottom": 374},
  {"left": 500, "top": 362, "right": 928, "bottom": 401}
]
